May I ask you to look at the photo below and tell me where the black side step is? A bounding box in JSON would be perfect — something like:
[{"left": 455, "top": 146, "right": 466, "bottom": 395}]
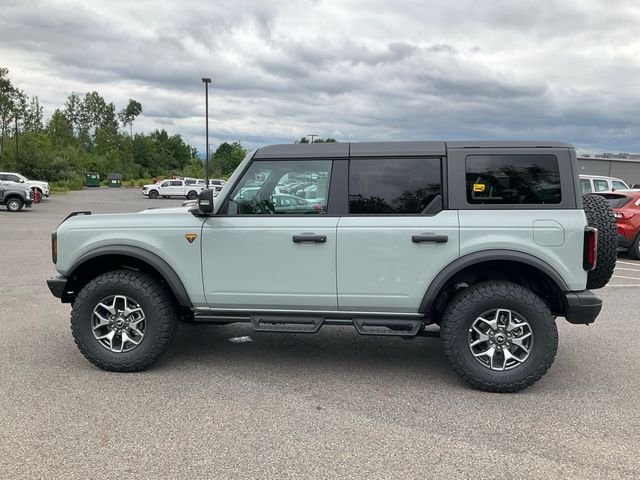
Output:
[
  {"left": 353, "top": 318, "right": 423, "bottom": 336},
  {"left": 250, "top": 315, "right": 324, "bottom": 333}
]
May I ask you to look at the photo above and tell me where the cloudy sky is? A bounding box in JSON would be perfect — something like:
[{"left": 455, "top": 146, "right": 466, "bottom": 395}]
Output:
[{"left": 1, "top": 0, "right": 639, "bottom": 154}]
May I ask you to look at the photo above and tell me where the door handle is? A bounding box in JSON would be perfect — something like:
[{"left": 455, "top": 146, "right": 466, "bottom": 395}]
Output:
[
  {"left": 412, "top": 234, "right": 448, "bottom": 244},
  {"left": 293, "top": 234, "right": 327, "bottom": 243}
]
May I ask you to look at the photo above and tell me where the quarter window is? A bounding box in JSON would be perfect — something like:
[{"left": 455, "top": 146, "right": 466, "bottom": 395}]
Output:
[
  {"left": 349, "top": 158, "right": 442, "bottom": 214},
  {"left": 466, "top": 155, "right": 561, "bottom": 204},
  {"left": 580, "top": 179, "right": 592, "bottom": 194},
  {"left": 228, "top": 160, "right": 331, "bottom": 215}
]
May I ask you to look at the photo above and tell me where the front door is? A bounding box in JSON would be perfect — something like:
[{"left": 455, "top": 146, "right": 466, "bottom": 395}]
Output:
[
  {"left": 337, "top": 157, "right": 460, "bottom": 313},
  {"left": 202, "top": 159, "right": 338, "bottom": 310}
]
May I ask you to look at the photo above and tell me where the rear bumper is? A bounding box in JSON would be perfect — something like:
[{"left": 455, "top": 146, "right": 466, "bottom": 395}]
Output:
[
  {"left": 564, "top": 290, "right": 602, "bottom": 325},
  {"left": 47, "top": 275, "right": 68, "bottom": 299}
]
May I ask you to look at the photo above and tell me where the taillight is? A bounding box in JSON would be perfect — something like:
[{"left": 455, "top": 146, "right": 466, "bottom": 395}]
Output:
[
  {"left": 51, "top": 232, "right": 58, "bottom": 264},
  {"left": 583, "top": 227, "right": 597, "bottom": 271},
  {"left": 613, "top": 211, "right": 634, "bottom": 219}
]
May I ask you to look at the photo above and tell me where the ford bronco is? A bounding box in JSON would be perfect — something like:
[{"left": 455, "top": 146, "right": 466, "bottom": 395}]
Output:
[{"left": 47, "top": 141, "right": 617, "bottom": 392}]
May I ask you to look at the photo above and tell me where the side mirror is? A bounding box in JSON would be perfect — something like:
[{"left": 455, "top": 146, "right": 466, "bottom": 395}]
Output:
[
  {"left": 19, "top": 179, "right": 25, "bottom": 183},
  {"left": 197, "top": 188, "right": 215, "bottom": 214}
]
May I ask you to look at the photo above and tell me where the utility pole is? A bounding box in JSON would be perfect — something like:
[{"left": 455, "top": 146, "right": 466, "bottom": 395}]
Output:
[
  {"left": 308, "top": 134, "right": 318, "bottom": 143},
  {"left": 201, "top": 78, "right": 212, "bottom": 184}
]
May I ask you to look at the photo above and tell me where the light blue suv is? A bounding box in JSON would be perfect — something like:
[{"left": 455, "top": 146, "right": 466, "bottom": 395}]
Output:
[{"left": 47, "top": 141, "right": 617, "bottom": 392}]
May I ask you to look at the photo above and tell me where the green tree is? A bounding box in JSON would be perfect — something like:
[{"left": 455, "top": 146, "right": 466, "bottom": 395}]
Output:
[
  {"left": 0, "top": 67, "right": 23, "bottom": 155},
  {"left": 118, "top": 99, "right": 142, "bottom": 136},
  {"left": 211, "top": 141, "right": 247, "bottom": 177}
]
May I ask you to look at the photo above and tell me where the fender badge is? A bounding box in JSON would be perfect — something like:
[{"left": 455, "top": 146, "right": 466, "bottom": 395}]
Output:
[{"left": 185, "top": 233, "right": 198, "bottom": 244}]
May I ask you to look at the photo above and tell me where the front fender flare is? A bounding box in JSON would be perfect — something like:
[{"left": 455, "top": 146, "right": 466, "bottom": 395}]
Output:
[{"left": 68, "top": 245, "right": 193, "bottom": 307}]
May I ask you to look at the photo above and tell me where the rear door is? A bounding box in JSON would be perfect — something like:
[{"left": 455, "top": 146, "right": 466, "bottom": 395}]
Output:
[{"left": 337, "top": 157, "right": 459, "bottom": 313}]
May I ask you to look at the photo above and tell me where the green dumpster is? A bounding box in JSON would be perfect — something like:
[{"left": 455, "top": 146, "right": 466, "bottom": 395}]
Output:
[
  {"left": 107, "top": 173, "right": 123, "bottom": 188},
  {"left": 85, "top": 172, "right": 101, "bottom": 187}
]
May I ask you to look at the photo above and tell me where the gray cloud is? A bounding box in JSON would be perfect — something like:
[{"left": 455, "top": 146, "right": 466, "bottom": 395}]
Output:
[{"left": 1, "top": 0, "right": 639, "bottom": 153}]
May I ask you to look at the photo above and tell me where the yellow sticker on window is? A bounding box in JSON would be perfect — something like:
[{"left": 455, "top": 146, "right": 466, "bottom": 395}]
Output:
[{"left": 473, "top": 183, "right": 486, "bottom": 192}]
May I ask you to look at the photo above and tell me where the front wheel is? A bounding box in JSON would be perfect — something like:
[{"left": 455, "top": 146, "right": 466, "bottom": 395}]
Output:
[
  {"left": 6, "top": 197, "right": 24, "bottom": 212},
  {"left": 71, "top": 270, "right": 179, "bottom": 371},
  {"left": 441, "top": 281, "right": 558, "bottom": 393},
  {"left": 148, "top": 190, "right": 159, "bottom": 199}
]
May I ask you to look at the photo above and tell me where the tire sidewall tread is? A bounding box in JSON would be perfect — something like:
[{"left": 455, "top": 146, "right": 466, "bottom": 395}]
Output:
[
  {"left": 71, "top": 270, "right": 178, "bottom": 372},
  {"left": 441, "top": 281, "right": 558, "bottom": 393}
]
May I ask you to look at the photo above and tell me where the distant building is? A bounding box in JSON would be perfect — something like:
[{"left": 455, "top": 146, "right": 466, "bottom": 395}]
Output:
[{"left": 577, "top": 154, "right": 640, "bottom": 185}]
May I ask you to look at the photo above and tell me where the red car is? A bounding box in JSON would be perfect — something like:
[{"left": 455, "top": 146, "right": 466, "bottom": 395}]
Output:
[{"left": 594, "top": 191, "right": 640, "bottom": 259}]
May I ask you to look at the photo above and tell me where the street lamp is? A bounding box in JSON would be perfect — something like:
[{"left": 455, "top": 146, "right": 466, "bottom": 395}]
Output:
[
  {"left": 201, "top": 77, "right": 212, "bottom": 184},
  {"left": 14, "top": 116, "right": 20, "bottom": 168}
]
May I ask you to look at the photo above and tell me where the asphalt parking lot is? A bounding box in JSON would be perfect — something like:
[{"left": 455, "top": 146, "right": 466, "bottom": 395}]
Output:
[{"left": 1, "top": 188, "right": 639, "bottom": 479}]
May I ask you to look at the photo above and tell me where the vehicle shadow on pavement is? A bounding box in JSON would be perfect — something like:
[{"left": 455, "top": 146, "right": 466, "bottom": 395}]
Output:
[{"left": 163, "top": 322, "right": 456, "bottom": 384}]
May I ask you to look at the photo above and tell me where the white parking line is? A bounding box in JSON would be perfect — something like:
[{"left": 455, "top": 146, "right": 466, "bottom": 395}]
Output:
[
  {"left": 612, "top": 275, "right": 640, "bottom": 280},
  {"left": 615, "top": 267, "right": 640, "bottom": 272},
  {"left": 616, "top": 260, "right": 640, "bottom": 266},
  {"left": 605, "top": 284, "right": 640, "bottom": 287}
]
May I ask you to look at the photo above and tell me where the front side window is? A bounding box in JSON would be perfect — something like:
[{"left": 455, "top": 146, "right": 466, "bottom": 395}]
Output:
[
  {"left": 160, "top": 181, "right": 170, "bottom": 187},
  {"left": 349, "top": 158, "right": 442, "bottom": 214},
  {"left": 466, "top": 155, "right": 561, "bottom": 204},
  {"left": 228, "top": 160, "right": 331, "bottom": 215}
]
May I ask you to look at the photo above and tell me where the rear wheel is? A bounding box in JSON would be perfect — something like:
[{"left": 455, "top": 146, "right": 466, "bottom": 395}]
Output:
[
  {"left": 71, "top": 270, "right": 179, "bottom": 372},
  {"left": 187, "top": 190, "right": 198, "bottom": 200},
  {"left": 5, "top": 197, "right": 23, "bottom": 212},
  {"left": 148, "top": 189, "right": 159, "bottom": 199},
  {"left": 583, "top": 194, "right": 617, "bottom": 289},
  {"left": 441, "top": 281, "right": 558, "bottom": 393}
]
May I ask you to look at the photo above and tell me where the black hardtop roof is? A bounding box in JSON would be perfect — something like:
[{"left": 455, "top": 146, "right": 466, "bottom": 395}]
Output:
[{"left": 254, "top": 141, "right": 573, "bottom": 159}]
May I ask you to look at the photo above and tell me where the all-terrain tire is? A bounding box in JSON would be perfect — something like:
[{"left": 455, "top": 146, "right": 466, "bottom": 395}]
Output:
[
  {"left": 148, "top": 189, "right": 159, "bottom": 199},
  {"left": 71, "top": 270, "right": 179, "bottom": 372},
  {"left": 5, "top": 196, "right": 24, "bottom": 212},
  {"left": 441, "top": 281, "right": 558, "bottom": 393},
  {"left": 583, "top": 194, "right": 617, "bottom": 289}
]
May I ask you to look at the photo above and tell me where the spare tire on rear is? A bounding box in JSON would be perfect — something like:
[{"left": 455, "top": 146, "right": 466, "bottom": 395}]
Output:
[{"left": 583, "top": 194, "right": 617, "bottom": 289}]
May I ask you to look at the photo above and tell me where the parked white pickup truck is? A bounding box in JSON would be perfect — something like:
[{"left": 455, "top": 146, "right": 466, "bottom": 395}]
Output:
[{"left": 142, "top": 179, "right": 204, "bottom": 200}]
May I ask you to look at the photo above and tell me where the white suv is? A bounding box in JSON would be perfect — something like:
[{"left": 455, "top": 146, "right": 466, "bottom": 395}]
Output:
[
  {"left": 0, "top": 172, "right": 50, "bottom": 198},
  {"left": 579, "top": 174, "right": 628, "bottom": 193}
]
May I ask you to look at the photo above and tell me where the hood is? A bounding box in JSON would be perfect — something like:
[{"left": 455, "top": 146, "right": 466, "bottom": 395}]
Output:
[{"left": 28, "top": 179, "right": 48, "bottom": 187}]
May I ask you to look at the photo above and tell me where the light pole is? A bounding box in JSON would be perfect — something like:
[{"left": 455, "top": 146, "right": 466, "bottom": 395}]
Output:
[
  {"left": 14, "top": 116, "right": 20, "bottom": 168},
  {"left": 201, "top": 77, "right": 212, "bottom": 184},
  {"left": 308, "top": 134, "right": 318, "bottom": 143}
]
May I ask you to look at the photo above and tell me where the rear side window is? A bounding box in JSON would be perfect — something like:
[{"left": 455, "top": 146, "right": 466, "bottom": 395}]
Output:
[
  {"left": 466, "top": 155, "right": 561, "bottom": 204},
  {"left": 349, "top": 158, "right": 442, "bottom": 214},
  {"left": 612, "top": 180, "right": 627, "bottom": 190},
  {"left": 605, "top": 195, "right": 632, "bottom": 208}
]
